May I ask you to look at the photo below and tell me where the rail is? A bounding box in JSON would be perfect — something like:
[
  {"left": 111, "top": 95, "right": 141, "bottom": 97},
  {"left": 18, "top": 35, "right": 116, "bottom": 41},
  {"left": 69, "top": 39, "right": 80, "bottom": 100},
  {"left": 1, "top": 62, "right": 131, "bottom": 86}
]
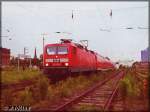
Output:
[
  {"left": 1, "top": 77, "right": 39, "bottom": 93},
  {"left": 54, "top": 71, "right": 124, "bottom": 111},
  {"left": 103, "top": 76, "right": 121, "bottom": 110}
]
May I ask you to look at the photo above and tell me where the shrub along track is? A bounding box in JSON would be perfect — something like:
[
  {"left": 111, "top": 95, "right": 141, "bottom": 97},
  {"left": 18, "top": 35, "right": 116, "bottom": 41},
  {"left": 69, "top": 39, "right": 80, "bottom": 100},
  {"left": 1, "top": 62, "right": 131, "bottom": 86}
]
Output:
[{"left": 33, "top": 71, "right": 126, "bottom": 111}]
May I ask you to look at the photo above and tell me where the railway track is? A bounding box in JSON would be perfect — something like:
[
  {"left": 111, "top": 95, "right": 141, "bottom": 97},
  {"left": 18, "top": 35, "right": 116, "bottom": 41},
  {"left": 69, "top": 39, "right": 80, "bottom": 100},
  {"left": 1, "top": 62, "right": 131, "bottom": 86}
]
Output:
[
  {"left": 35, "top": 71, "right": 125, "bottom": 111},
  {"left": 1, "top": 77, "right": 39, "bottom": 93}
]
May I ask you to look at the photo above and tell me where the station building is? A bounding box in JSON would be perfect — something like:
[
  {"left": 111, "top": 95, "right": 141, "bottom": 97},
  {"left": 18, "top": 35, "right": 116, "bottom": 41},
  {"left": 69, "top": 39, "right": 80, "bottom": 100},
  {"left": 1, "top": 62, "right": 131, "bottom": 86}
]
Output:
[
  {"left": 0, "top": 47, "right": 10, "bottom": 66},
  {"left": 141, "top": 47, "right": 150, "bottom": 62}
]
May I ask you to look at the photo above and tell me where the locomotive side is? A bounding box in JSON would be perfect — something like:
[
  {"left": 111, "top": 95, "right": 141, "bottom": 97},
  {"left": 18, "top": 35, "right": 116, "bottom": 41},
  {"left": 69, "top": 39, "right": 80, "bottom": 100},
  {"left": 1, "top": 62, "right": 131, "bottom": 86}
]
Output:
[{"left": 43, "top": 39, "right": 115, "bottom": 78}]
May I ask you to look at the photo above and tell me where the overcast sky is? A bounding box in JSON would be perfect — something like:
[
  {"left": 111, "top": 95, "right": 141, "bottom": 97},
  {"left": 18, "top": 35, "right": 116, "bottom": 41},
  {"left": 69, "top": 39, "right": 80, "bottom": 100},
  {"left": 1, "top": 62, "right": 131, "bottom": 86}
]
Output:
[{"left": 2, "top": 1, "right": 148, "bottom": 62}]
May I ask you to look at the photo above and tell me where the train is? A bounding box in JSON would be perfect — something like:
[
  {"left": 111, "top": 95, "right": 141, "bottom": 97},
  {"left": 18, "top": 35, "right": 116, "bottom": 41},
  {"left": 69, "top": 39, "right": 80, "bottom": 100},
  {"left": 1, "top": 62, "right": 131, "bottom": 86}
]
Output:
[{"left": 43, "top": 39, "right": 115, "bottom": 79}]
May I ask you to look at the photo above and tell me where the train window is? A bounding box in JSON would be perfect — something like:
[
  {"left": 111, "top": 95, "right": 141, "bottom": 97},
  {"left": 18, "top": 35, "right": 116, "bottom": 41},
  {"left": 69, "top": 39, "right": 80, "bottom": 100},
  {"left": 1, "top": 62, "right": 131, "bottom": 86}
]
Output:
[
  {"left": 47, "top": 46, "right": 57, "bottom": 55},
  {"left": 58, "top": 46, "right": 68, "bottom": 54}
]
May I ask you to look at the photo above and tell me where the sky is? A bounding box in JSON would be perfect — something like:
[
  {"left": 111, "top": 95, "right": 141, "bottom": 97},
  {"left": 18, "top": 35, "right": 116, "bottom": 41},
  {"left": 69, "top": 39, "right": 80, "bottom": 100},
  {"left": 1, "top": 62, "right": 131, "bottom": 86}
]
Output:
[{"left": 1, "top": 1, "right": 149, "bottom": 62}]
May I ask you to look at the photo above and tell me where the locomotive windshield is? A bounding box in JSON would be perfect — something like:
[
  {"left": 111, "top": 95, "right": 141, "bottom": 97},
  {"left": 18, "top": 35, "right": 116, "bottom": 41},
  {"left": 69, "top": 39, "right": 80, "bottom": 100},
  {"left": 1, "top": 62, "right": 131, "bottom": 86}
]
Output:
[
  {"left": 46, "top": 46, "right": 68, "bottom": 55},
  {"left": 47, "top": 46, "right": 57, "bottom": 55},
  {"left": 58, "top": 46, "right": 68, "bottom": 54}
]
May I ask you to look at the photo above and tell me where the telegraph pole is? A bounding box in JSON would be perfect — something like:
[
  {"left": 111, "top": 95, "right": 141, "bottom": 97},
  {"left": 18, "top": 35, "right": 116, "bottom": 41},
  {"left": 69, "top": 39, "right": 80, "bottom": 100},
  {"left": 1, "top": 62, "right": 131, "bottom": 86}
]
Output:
[
  {"left": 24, "top": 47, "right": 27, "bottom": 55},
  {"left": 18, "top": 56, "right": 19, "bottom": 72},
  {"left": 42, "top": 34, "right": 45, "bottom": 66},
  {"left": 41, "top": 33, "right": 47, "bottom": 66}
]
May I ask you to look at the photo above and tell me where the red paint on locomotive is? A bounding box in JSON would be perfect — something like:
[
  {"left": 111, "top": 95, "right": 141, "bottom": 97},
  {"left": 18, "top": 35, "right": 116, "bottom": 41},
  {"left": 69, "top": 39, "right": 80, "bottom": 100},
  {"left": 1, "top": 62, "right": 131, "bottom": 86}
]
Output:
[{"left": 43, "top": 39, "right": 115, "bottom": 76}]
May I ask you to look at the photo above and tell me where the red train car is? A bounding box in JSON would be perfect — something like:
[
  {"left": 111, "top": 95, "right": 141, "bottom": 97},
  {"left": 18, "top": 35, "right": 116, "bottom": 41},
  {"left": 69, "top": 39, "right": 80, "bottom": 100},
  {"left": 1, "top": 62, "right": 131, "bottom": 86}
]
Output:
[
  {"left": 95, "top": 53, "right": 115, "bottom": 71},
  {"left": 43, "top": 39, "right": 115, "bottom": 78}
]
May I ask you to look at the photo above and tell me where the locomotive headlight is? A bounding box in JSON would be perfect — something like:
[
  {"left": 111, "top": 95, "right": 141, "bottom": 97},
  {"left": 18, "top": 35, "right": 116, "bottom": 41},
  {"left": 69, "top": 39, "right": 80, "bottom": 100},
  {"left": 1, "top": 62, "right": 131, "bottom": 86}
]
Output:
[
  {"left": 65, "top": 63, "right": 69, "bottom": 66},
  {"left": 45, "top": 63, "right": 49, "bottom": 66}
]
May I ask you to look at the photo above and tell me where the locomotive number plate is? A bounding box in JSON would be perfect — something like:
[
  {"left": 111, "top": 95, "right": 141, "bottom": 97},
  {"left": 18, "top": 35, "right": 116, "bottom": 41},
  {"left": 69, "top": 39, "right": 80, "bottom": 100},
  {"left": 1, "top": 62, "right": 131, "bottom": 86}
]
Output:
[{"left": 53, "top": 59, "right": 60, "bottom": 62}]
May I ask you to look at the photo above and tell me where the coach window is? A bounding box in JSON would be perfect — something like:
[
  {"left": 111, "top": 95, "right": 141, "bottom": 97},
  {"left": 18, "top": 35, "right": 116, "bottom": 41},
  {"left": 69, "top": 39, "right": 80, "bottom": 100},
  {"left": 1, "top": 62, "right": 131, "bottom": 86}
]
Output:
[
  {"left": 58, "top": 46, "right": 68, "bottom": 54},
  {"left": 47, "top": 46, "right": 57, "bottom": 55}
]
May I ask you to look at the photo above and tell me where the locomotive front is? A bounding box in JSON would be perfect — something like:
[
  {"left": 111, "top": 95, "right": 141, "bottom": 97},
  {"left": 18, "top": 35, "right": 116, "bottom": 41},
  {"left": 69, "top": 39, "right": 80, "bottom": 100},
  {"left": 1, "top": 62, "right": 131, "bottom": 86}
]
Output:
[{"left": 43, "top": 43, "right": 71, "bottom": 78}]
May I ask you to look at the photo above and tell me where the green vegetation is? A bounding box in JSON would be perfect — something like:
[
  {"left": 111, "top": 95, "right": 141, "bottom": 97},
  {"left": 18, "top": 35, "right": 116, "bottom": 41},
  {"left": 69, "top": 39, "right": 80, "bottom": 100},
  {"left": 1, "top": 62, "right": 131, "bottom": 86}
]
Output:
[
  {"left": 1, "top": 72, "right": 107, "bottom": 110},
  {"left": 49, "top": 73, "right": 104, "bottom": 99},
  {"left": 1, "top": 68, "right": 41, "bottom": 84},
  {"left": 30, "top": 75, "right": 49, "bottom": 101},
  {"left": 118, "top": 67, "right": 149, "bottom": 110},
  {"left": 32, "top": 73, "right": 105, "bottom": 109},
  {"left": 118, "top": 69, "right": 146, "bottom": 99}
]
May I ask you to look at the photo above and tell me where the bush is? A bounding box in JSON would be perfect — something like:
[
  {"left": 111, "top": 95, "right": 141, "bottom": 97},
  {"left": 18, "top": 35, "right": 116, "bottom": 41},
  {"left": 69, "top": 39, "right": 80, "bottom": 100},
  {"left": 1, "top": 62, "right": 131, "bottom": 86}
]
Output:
[{"left": 119, "top": 73, "right": 141, "bottom": 98}]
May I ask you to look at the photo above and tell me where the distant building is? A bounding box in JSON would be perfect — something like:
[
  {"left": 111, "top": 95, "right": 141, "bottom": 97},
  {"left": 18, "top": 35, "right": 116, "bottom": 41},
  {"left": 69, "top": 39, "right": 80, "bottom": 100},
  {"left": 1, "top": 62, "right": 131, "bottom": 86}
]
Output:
[
  {"left": 0, "top": 47, "right": 10, "bottom": 66},
  {"left": 141, "top": 47, "right": 150, "bottom": 62}
]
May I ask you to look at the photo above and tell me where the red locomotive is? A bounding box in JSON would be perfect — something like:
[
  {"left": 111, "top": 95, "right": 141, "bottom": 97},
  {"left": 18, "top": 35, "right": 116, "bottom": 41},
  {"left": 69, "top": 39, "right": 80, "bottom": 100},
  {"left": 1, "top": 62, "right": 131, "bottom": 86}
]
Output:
[{"left": 43, "top": 39, "right": 115, "bottom": 78}]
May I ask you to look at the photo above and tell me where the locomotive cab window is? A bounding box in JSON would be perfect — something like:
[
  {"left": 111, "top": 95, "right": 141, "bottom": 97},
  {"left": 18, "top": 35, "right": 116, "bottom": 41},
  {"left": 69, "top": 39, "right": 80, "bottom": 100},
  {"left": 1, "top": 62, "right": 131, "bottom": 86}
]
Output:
[
  {"left": 58, "top": 46, "right": 68, "bottom": 54},
  {"left": 47, "top": 46, "right": 57, "bottom": 55}
]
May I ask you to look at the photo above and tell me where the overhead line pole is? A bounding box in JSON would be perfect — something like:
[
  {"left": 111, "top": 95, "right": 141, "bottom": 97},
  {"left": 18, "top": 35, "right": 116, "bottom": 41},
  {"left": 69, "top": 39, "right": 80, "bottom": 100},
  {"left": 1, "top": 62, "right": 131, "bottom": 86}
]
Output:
[
  {"left": 42, "top": 33, "right": 47, "bottom": 67},
  {"left": 42, "top": 34, "right": 45, "bottom": 67}
]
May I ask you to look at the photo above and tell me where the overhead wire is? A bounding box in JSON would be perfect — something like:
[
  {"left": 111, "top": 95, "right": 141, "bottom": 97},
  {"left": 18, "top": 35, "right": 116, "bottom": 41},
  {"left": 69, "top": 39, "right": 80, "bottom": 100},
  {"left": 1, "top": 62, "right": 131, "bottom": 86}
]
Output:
[
  {"left": 8, "top": 4, "right": 149, "bottom": 33},
  {"left": 96, "top": 6, "right": 148, "bottom": 32}
]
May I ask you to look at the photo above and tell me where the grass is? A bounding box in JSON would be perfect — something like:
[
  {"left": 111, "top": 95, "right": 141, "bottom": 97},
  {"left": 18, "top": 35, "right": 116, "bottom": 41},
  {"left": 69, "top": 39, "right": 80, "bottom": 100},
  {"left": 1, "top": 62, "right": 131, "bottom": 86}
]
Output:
[
  {"left": 1, "top": 71, "right": 108, "bottom": 110},
  {"left": 118, "top": 68, "right": 149, "bottom": 110},
  {"left": 32, "top": 75, "right": 49, "bottom": 101},
  {"left": 51, "top": 73, "right": 104, "bottom": 98},
  {"left": 32, "top": 72, "right": 106, "bottom": 109},
  {"left": 1, "top": 68, "right": 41, "bottom": 84},
  {"left": 118, "top": 67, "right": 148, "bottom": 99}
]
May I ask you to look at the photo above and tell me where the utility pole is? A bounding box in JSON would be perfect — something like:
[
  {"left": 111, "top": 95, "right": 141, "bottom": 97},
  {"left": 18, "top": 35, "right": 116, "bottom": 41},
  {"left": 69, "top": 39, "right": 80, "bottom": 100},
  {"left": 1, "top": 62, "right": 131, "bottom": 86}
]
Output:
[
  {"left": 18, "top": 56, "right": 20, "bottom": 72},
  {"left": 24, "top": 47, "right": 25, "bottom": 55},
  {"left": 41, "top": 33, "right": 47, "bottom": 66},
  {"left": 24, "top": 47, "right": 28, "bottom": 55}
]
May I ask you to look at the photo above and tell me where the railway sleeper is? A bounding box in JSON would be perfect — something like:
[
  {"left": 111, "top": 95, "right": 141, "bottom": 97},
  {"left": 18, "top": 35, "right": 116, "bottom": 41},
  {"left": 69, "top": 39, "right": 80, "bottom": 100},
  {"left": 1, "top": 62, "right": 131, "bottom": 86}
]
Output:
[
  {"left": 80, "top": 99, "right": 105, "bottom": 103},
  {"left": 82, "top": 97, "right": 108, "bottom": 101}
]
